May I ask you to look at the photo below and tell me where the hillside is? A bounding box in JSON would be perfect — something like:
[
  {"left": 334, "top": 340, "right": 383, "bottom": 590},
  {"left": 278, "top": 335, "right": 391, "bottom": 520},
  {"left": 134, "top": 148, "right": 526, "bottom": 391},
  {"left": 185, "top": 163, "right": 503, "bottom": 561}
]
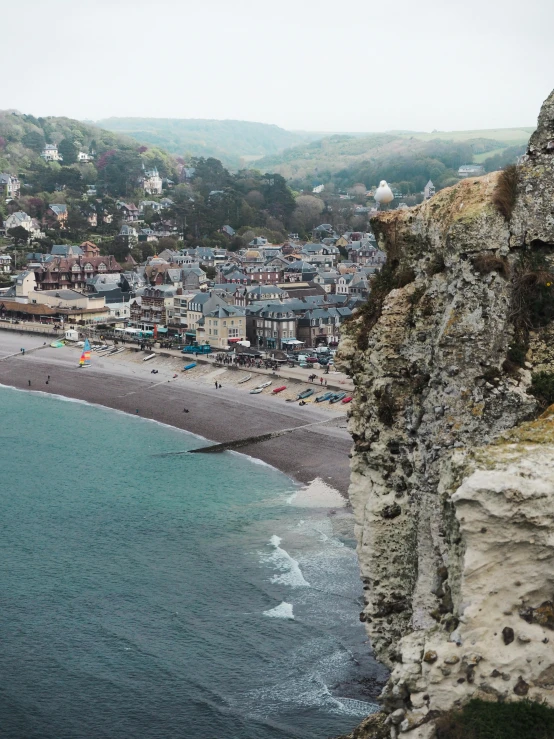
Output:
[
  {"left": 0, "top": 111, "right": 180, "bottom": 197},
  {"left": 257, "top": 127, "right": 533, "bottom": 193},
  {"left": 95, "top": 117, "right": 321, "bottom": 169}
]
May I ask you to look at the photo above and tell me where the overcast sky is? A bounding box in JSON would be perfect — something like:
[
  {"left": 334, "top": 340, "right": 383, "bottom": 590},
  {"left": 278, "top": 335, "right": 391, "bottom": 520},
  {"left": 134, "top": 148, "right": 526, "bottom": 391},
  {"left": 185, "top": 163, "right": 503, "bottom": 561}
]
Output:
[{"left": 1, "top": 0, "right": 552, "bottom": 132}]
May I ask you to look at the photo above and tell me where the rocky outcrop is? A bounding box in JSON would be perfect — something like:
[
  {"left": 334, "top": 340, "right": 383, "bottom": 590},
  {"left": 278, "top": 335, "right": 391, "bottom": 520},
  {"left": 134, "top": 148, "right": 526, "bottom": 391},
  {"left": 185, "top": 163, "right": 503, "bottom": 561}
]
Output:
[{"left": 337, "top": 89, "right": 554, "bottom": 737}]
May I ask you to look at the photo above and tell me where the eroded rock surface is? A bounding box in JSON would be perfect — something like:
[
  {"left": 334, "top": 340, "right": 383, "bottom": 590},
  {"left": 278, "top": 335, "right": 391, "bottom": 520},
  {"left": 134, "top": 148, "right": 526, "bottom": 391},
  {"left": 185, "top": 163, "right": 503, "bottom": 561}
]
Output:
[{"left": 337, "top": 89, "right": 554, "bottom": 737}]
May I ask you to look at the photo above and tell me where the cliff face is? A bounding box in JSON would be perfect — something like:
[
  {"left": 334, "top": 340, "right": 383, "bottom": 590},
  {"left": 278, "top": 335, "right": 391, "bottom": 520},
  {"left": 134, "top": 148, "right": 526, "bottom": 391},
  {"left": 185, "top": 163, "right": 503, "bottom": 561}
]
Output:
[{"left": 337, "top": 90, "right": 554, "bottom": 737}]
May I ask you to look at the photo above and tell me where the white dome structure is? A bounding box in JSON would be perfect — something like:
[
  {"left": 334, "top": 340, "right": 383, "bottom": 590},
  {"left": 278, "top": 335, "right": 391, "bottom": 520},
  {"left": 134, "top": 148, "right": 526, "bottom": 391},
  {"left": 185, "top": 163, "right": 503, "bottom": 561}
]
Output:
[{"left": 374, "top": 180, "right": 394, "bottom": 205}]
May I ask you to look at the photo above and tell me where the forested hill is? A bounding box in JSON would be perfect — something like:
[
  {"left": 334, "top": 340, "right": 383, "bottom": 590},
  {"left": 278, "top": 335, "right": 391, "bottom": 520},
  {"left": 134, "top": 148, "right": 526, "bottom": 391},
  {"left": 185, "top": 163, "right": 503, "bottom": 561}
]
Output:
[
  {"left": 95, "top": 117, "right": 321, "bottom": 169},
  {"left": 0, "top": 111, "right": 179, "bottom": 196},
  {"left": 256, "top": 127, "right": 534, "bottom": 193}
]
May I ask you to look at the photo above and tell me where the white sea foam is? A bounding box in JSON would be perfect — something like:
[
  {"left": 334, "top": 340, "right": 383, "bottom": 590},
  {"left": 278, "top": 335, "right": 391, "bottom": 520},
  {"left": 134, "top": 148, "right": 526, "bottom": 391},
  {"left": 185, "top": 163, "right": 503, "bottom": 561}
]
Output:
[
  {"left": 263, "top": 601, "right": 294, "bottom": 619},
  {"left": 265, "top": 535, "right": 310, "bottom": 588},
  {"left": 288, "top": 477, "right": 346, "bottom": 508}
]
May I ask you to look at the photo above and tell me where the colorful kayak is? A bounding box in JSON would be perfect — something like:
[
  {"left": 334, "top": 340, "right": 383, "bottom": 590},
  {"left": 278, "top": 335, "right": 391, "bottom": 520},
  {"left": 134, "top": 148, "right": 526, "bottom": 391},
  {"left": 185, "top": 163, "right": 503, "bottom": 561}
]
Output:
[
  {"left": 330, "top": 392, "right": 347, "bottom": 404},
  {"left": 50, "top": 340, "right": 65, "bottom": 348},
  {"left": 183, "top": 362, "right": 197, "bottom": 371},
  {"left": 78, "top": 338, "right": 91, "bottom": 367},
  {"left": 272, "top": 386, "right": 286, "bottom": 394},
  {"left": 315, "top": 392, "right": 333, "bottom": 402},
  {"left": 297, "top": 389, "right": 314, "bottom": 400},
  {"left": 341, "top": 396, "right": 353, "bottom": 404}
]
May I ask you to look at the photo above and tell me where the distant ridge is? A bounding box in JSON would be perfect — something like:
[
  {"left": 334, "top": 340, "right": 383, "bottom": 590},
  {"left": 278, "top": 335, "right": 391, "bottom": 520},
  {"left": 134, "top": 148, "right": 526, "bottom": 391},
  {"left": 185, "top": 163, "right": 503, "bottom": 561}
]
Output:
[{"left": 95, "top": 117, "right": 322, "bottom": 168}]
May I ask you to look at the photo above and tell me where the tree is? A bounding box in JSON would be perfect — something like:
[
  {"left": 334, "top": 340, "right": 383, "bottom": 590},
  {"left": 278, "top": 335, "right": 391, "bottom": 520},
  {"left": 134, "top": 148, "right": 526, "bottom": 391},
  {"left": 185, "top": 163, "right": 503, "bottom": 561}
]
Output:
[
  {"left": 66, "top": 207, "right": 89, "bottom": 240},
  {"left": 291, "top": 195, "right": 324, "bottom": 233},
  {"left": 8, "top": 225, "right": 30, "bottom": 244},
  {"left": 22, "top": 129, "right": 46, "bottom": 153},
  {"left": 58, "top": 138, "right": 78, "bottom": 165}
]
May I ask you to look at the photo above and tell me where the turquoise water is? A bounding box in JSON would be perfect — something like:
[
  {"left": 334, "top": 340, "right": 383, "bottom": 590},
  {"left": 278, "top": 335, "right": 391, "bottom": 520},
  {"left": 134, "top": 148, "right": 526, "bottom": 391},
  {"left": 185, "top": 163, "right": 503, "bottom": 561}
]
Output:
[{"left": 0, "top": 386, "right": 380, "bottom": 738}]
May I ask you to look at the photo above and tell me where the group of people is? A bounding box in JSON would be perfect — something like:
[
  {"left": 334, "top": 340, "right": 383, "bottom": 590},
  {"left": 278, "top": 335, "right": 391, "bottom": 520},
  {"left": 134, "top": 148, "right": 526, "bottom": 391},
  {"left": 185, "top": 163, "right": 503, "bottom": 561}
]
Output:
[
  {"left": 214, "top": 353, "right": 279, "bottom": 371},
  {"left": 308, "top": 373, "right": 328, "bottom": 386}
]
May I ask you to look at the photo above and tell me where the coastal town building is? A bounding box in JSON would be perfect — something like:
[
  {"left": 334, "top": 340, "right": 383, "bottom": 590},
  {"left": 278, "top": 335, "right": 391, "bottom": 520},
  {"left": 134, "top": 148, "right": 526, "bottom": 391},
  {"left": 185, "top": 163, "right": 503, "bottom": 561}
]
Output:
[
  {"left": 0, "top": 173, "right": 20, "bottom": 199},
  {"left": 41, "top": 144, "right": 62, "bottom": 161},
  {"left": 197, "top": 304, "right": 247, "bottom": 348},
  {"left": 32, "top": 255, "right": 122, "bottom": 291},
  {"left": 458, "top": 164, "right": 485, "bottom": 177},
  {"left": 141, "top": 168, "right": 163, "bottom": 195},
  {"left": 423, "top": 180, "right": 436, "bottom": 199}
]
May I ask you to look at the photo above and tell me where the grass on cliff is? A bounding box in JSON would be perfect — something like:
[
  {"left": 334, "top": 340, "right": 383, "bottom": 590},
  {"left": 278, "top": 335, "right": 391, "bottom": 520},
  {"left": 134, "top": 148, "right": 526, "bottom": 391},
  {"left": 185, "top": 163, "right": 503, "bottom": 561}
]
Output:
[
  {"left": 435, "top": 699, "right": 554, "bottom": 739},
  {"left": 506, "top": 251, "right": 554, "bottom": 372},
  {"left": 493, "top": 164, "right": 519, "bottom": 220},
  {"left": 351, "top": 262, "right": 416, "bottom": 349}
]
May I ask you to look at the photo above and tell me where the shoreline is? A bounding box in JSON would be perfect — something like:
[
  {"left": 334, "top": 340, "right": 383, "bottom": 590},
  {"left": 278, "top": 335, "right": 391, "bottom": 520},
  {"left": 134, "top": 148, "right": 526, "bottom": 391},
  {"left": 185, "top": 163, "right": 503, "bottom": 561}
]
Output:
[{"left": 0, "top": 331, "right": 353, "bottom": 495}]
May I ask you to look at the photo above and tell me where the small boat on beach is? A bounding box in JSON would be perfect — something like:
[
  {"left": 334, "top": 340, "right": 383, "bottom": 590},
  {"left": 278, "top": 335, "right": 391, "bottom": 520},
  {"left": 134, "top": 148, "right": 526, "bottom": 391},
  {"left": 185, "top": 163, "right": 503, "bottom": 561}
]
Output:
[
  {"left": 315, "top": 391, "right": 333, "bottom": 403},
  {"left": 238, "top": 374, "right": 251, "bottom": 384},
  {"left": 50, "top": 340, "right": 65, "bottom": 348},
  {"left": 296, "top": 389, "right": 314, "bottom": 400},
  {"left": 341, "top": 396, "right": 353, "bottom": 404},
  {"left": 272, "top": 386, "right": 286, "bottom": 394},
  {"left": 143, "top": 353, "right": 156, "bottom": 362},
  {"left": 250, "top": 381, "right": 272, "bottom": 394},
  {"left": 183, "top": 362, "right": 197, "bottom": 371},
  {"left": 329, "top": 392, "right": 347, "bottom": 404}
]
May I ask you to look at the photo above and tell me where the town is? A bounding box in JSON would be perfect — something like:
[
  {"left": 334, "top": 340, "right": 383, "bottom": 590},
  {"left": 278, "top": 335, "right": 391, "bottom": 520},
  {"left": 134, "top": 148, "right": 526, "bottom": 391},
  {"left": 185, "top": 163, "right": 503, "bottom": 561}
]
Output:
[{"left": 0, "top": 147, "right": 394, "bottom": 355}]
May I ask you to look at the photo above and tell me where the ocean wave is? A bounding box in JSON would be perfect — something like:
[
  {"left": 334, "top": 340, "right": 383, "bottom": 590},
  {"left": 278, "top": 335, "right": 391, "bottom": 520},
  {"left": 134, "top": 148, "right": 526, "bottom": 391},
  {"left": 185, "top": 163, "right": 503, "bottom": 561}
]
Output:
[
  {"left": 263, "top": 535, "right": 310, "bottom": 588},
  {"left": 263, "top": 601, "right": 294, "bottom": 620}
]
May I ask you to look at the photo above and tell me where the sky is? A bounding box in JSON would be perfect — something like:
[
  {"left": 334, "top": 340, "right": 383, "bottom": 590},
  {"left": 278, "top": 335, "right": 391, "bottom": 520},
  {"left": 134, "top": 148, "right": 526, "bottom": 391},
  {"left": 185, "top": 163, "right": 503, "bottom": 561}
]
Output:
[{"left": 1, "top": 0, "right": 553, "bottom": 132}]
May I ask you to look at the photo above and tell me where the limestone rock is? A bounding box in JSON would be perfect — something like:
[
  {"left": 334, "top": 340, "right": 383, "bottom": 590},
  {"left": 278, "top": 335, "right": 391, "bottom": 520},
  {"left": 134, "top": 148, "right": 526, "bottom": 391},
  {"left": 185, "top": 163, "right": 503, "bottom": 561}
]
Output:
[{"left": 337, "top": 88, "right": 554, "bottom": 737}]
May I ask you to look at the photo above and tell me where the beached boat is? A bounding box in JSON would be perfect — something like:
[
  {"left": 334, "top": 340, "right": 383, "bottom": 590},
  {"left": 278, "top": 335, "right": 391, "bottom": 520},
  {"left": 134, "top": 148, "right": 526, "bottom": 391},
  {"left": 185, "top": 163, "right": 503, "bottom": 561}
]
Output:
[
  {"left": 238, "top": 374, "right": 251, "bottom": 384},
  {"left": 341, "top": 396, "right": 353, "bottom": 404},
  {"left": 143, "top": 353, "right": 156, "bottom": 362},
  {"left": 329, "top": 392, "right": 347, "bottom": 404},
  {"left": 315, "top": 391, "right": 333, "bottom": 403},
  {"left": 78, "top": 338, "right": 91, "bottom": 368},
  {"left": 272, "top": 386, "right": 286, "bottom": 394},
  {"left": 296, "top": 389, "right": 314, "bottom": 400},
  {"left": 183, "top": 362, "right": 197, "bottom": 371},
  {"left": 249, "top": 387, "right": 263, "bottom": 394},
  {"left": 50, "top": 340, "right": 65, "bottom": 348}
]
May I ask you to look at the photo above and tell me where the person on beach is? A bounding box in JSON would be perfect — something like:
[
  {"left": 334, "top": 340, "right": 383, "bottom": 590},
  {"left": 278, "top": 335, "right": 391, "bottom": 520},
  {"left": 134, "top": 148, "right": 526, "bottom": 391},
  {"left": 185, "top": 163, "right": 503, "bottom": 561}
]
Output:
[
  {"left": 320, "top": 377, "right": 323, "bottom": 385},
  {"left": 218, "top": 383, "right": 222, "bottom": 389},
  {"left": 215, "top": 381, "right": 218, "bottom": 389},
  {"left": 183, "top": 408, "right": 189, "bottom": 413},
  {"left": 28, "top": 380, "right": 31, "bottom": 386}
]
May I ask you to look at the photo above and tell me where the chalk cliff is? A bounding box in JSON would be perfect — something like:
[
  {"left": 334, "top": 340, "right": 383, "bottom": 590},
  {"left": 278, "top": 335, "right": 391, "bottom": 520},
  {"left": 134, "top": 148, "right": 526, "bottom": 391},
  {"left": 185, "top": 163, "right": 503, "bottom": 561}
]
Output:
[{"left": 337, "top": 89, "right": 554, "bottom": 737}]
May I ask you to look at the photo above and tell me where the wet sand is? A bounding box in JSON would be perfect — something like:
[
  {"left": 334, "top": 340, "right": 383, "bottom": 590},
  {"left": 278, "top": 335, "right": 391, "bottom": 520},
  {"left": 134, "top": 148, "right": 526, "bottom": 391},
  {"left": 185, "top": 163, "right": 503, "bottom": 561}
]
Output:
[{"left": 0, "top": 332, "right": 353, "bottom": 494}]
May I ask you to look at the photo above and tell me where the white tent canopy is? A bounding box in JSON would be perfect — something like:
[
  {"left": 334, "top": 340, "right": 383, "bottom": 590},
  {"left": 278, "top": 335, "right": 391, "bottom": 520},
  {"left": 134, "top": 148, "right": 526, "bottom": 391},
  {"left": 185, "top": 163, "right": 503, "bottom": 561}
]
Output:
[{"left": 282, "top": 339, "right": 304, "bottom": 345}]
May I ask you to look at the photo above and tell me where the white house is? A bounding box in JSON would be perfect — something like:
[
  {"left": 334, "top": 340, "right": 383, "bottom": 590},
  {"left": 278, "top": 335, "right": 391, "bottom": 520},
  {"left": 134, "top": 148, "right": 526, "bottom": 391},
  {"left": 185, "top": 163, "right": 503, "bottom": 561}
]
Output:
[
  {"left": 0, "top": 173, "right": 21, "bottom": 199},
  {"left": 423, "top": 180, "right": 436, "bottom": 200},
  {"left": 5, "top": 211, "right": 33, "bottom": 232},
  {"left": 141, "top": 168, "right": 163, "bottom": 195},
  {"left": 0, "top": 254, "right": 12, "bottom": 273},
  {"left": 78, "top": 151, "right": 93, "bottom": 162},
  {"left": 41, "top": 144, "right": 62, "bottom": 162},
  {"left": 458, "top": 164, "right": 485, "bottom": 177}
]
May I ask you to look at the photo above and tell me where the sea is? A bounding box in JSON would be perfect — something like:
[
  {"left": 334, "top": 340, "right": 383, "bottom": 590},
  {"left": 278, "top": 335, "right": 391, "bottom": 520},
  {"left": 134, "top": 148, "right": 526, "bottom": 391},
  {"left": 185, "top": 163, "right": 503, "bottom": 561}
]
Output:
[{"left": 0, "top": 385, "right": 383, "bottom": 739}]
